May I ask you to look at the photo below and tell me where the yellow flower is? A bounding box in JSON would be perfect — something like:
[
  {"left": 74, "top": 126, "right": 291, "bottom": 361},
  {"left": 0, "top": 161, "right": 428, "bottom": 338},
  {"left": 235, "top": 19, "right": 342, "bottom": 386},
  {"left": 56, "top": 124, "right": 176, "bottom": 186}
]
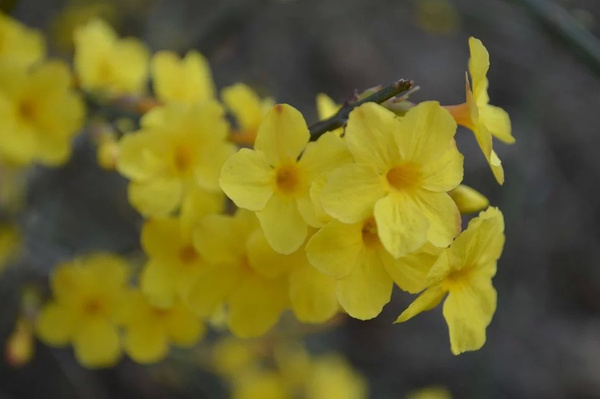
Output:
[
  {"left": 212, "top": 336, "right": 262, "bottom": 376},
  {"left": 445, "top": 37, "right": 515, "bottom": 185},
  {"left": 305, "top": 354, "right": 368, "bottom": 399},
  {"left": 117, "top": 101, "right": 235, "bottom": 216},
  {"left": 35, "top": 253, "right": 130, "bottom": 368},
  {"left": 5, "top": 316, "right": 35, "bottom": 368},
  {"left": 306, "top": 216, "right": 438, "bottom": 320},
  {"left": 321, "top": 101, "right": 463, "bottom": 258},
  {"left": 395, "top": 207, "right": 505, "bottom": 355},
  {"left": 188, "top": 210, "right": 291, "bottom": 337},
  {"left": 74, "top": 18, "right": 149, "bottom": 95},
  {"left": 0, "top": 223, "right": 21, "bottom": 273},
  {"left": 220, "top": 104, "right": 351, "bottom": 254},
  {"left": 119, "top": 290, "right": 204, "bottom": 364},
  {"left": 415, "top": 0, "right": 460, "bottom": 36},
  {"left": 315, "top": 93, "right": 343, "bottom": 136},
  {"left": 449, "top": 184, "right": 489, "bottom": 214},
  {"left": 0, "top": 12, "right": 45, "bottom": 68},
  {"left": 140, "top": 188, "right": 222, "bottom": 307},
  {"left": 232, "top": 370, "right": 291, "bottom": 399},
  {"left": 0, "top": 61, "right": 85, "bottom": 166},
  {"left": 222, "top": 83, "right": 274, "bottom": 146},
  {"left": 152, "top": 50, "right": 215, "bottom": 104}
]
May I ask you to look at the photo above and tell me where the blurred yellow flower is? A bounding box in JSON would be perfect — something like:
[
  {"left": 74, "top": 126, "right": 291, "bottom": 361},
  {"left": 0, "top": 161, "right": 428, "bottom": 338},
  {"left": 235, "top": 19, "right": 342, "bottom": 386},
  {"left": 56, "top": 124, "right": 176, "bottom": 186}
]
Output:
[
  {"left": 321, "top": 102, "right": 463, "bottom": 258},
  {"left": 0, "top": 12, "right": 45, "bottom": 68},
  {"left": 407, "top": 386, "right": 453, "bottom": 399},
  {"left": 232, "top": 370, "right": 291, "bottom": 399},
  {"left": 51, "top": 2, "right": 116, "bottom": 52},
  {"left": 222, "top": 83, "right": 274, "bottom": 146},
  {"left": 396, "top": 207, "right": 505, "bottom": 355},
  {"left": 445, "top": 37, "right": 515, "bottom": 185},
  {"left": 36, "top": 253, "right": 130, "bottom": 368},
  {"left": 0, "top": 61, "right": 85, "bottom": 166},
  {"left": 188, "top": 210, "right": 291, "bottom": 337},
  {"left": 140, "top": 188, "right": 222, "bottom": 307},
  {"left": 119, "top": 290, "right": 204, "bottom": 364},
  {"left": 305, "top": 354, "right": 368, "bottom": 399},
  {"left": 315, "top": 93, "right": 343, "bottom": 136},
  {"left": 220, "top": 104, "right": 351, "bottom": 254},
  {"left": 117, "top": 101, "right": 235, "bottom": 216},
  {"left": 5, "top": 317, "right": 34, "bottom": 368},
  {"left": 74, "top": 18, "right": 149, "bottom": 95},
  {"left": 415, "top": 0, "right": 460, "bottom": 36},
  {"left": 152, "top": 50, "right": 215, "bottom": 104}
]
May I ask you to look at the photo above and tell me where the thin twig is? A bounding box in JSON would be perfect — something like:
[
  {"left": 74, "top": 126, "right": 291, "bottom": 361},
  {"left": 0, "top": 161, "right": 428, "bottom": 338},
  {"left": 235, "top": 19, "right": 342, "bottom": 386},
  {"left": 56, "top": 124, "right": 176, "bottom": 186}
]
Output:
[
  {"left": 308, "top": 79, "right": 414, "bottom": 141},
  {"left": 514, "top": 0, "right": 600, "bottom": 79}
]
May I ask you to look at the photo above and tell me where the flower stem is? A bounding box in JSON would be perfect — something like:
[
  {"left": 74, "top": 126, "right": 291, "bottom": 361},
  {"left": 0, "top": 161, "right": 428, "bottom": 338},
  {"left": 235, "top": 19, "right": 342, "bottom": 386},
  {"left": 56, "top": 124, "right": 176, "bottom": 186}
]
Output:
[{"left": 308, "top": 79, "right": 414, "bottom": 141}]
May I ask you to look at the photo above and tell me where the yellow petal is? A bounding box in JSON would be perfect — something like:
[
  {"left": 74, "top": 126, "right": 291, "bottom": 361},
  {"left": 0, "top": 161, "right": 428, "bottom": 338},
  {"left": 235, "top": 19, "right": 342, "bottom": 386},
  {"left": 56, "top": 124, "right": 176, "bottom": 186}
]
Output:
[
  {"left": 336, "top": 251, "right": 393, "bottom": 320},
  {"left": 165, "top": 303, "right": 205, "bottom": 346},
  {"left": 443, "top": 278, "right": 496, "bottom": 355},
  {"left": 140, "top": 261, "right": 178, "bottom": 308},
  {"left": 254, "top": 104, "right": 310, "bottom": 166},
  {"left": 257, "top": 194, "right": 307, "bottom": 254},
  {"left": 394, "top": 284, "right": 447, "bottom": 323},
  {"left": 413, "top": 191, "right": 461, "bottom": 248},
  {"left": 117, "top": 131, "right": 164, "bottom": 180},
  {"left": 73, "top": 318, "right": 121, "bottom": 368},
  {"left": 141, "top": 218, "right": 182, "bottom": 261},
  {"left": 152, "top": 50, "right": 214, "bottom": 104},
  {"left": 479, "top": 104, "right": 514, "bottom": 144},
  {"left": 298, "top": 131, "right": 352, "bottom": 182},
  {"left": 128, "top": 178, "right": 182, "bottom": 216},
  {"left": 374, "top": 194, "right": 429, "bottom": 258},
  {"left": 222, "top": 83, "right": 265, "bottom": 131},
  {"left": 123, "top": 322, "right": 168, "bottom": 364},
  {"left": 227, "top": 275, "right": 288, "bottom": 338},
  {"left": 246, "top": 229, "right": 301, "bottom": 278},
  {"left": 449, "top": 184, "right": 489, "bottom": 214},
  {"left": 193, "top": 212, "right": 252, "bottom": 264},
  {"left": 289, "top": 262, "right": 338, "bottom": 323},
  {"left": 187, "top": 263, "right": 242, "bottom": 317},
  {"left": 394, "top": 101, "right": 458, "bottom": 164},
  {"left": 35, "top": 302, "right": 75, "bottom": 346},
  {"left": 381, "top": 245, "right": 441, "bottom": 294},
  {"left": 305, "top": 220, "right": 362, "bottom": 279},
  {"left": 345, "top": 102, "right": 400, "bottom": 171},
  {"left": 316, "top": 93, "right": 340, "bottom": 120},
  {"left": 420, "top": 143, "right": 464, "bottom": 192},
  {"left": 219, "top": 148, "right": 274, "bottom": 211},
  {"left": 321, "top": 164, "right": 387, "bottom": 224},
  {"left": 468, "top": 37, "right": 490, "bottom": 103},
  {"left": 194, "top": 141, "right": 236, "bottom": 192}
]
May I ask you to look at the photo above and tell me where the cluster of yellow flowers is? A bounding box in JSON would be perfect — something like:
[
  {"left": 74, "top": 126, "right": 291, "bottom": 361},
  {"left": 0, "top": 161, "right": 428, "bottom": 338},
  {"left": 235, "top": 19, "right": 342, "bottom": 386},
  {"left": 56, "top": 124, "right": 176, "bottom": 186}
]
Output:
[{"left": 0, "top": 12, "right": 512, "bottom": 389}]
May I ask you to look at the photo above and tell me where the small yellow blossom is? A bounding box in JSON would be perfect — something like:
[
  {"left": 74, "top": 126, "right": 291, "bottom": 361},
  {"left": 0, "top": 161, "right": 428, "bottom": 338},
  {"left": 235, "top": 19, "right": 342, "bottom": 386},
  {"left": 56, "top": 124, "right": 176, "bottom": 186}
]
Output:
[
  {"left": 0, "top": 61, "right": 85, "bottom": 166},
  {"left": 152, "top": 50, "right": 215, "bottom": 104},
  {"left": 396, "top": 207, "right": 505, "bottom": 355},
  {"left": 36, "top": 253, "right": 130, "bottom": 368},
  {"left": 232, "top": 370, "right": 291, "bottom": 399},
  {"left": 222, "top": 83, "right": 274, "bottom": 146},
  {"left": 140, "top": 188, "right": 222, "bottom": 307},
  {"left": 74, "top": 18, "right": 149, "bottom": 95},
  {"left": 5, "top": 317, "right": 34, "bottom": 368},
  {"left": 117, "top": 101, "right": 235, "bottom": 216},
  {"left": 212, "top": 336, "right": 262, "bottom": 376},
  {"left": 449, "top": 184, "right": 489, "bottom": 214},
  {"left": 445, "top": 37, "right": 515, "bottom": 184},
  {"left": 321, "top": 101, "right": 463, "bottom": 258},
  {"left": 415, "top": 0, "right": 460, "bottom": 36},
  {"left": 51, "top": 2, "right": 116, "bottom": 52},
  {"left": 188, "top": 210, "right": 291, "bottom": 337},
  {"left": 306, "top": 216, "right": 438, "bottom": 320},
  {"left": 220, "top": 104, "right": 351, "bottom": 254},
  {"left": 305, "top": 354, "right": 368, "bottom": 399},
  {"left": 0, "top": 12, "right": 45, "bottom": 68},
  {"left": 96, "top": 128, "right": 120, "bottom": 170},
  {"left": 119, "top": 290, "right": 204, "bottom": 364}
]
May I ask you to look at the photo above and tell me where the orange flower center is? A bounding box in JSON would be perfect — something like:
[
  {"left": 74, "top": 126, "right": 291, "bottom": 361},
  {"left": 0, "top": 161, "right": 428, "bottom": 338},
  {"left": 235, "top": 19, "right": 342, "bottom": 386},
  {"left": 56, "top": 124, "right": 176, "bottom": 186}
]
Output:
[
  {"left": 386, "top": 163, "right": 421, "bottom": 191},
  {"left": 179, "top": 245, "right": 199, "bottom": 264},
  {"left": 173, "top": 145, "right": 194, "bottom": 174},
  {"left": 361, "top": 217, "right": 381, "bottom": 249},
  {"left": 275, "top": 164, "right": 302, "bottom": 195},
  {"left": 83, "top": 299, "right": 106, "bottom": 316},
  {"left": 18, "top": 100, "right": 36, "bottom": 121}
]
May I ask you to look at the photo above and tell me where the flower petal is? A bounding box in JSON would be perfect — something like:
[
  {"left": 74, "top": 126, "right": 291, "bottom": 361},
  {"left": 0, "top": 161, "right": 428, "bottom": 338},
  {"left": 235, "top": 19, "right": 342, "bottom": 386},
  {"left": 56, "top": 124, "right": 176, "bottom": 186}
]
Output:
[
  {"left": 321, "top": 164, "right": 387, "bottom": 224},
  {"left": 123, "top": 322, "right": 168, "bottom": 364},
  {"left": 374, "top": 194, "right": 429, "bottom": 258},
  {"left": 381, "top": 245, "right": 441, "bottom": 293},
  {"left": 336, "top": 250, "right": 393, "bottom": 320},
  {"left": 186, "top": 263, "right": 242, "bottom": 317},
  {"left": 394, "top": 284, "right": 447, "bottom": 323},
  {"left": 420, "top": 143, "right": 464, "bottom": 192},
  {"left": 257, "top": 194, "right": 307, "bottom": 254},
  {"left": 73, "top": 318, "right": 121, "bottom": 368},
  {"left": 219, "top": 148, "right": 274, "bottom": 211},
  {"left": 289, "top": 262, "right": 338, "bottom": 323},
  {"left": 254, "top": 104, "right": 309, "bottom": 165},
  {"left": 305, "top": 220, "right": 362, "bottom": 279},
  {"left": 413, "top": 191, "right": 461, "bottom": 249},
  {"left": 140, "top": 261, "right": 178, "bottom": 308},
  {"left": 165, "top": 304, "right": 205, "bottom": 347},
  {"left": 35, "top": 302, "right": 75, "bottom": 346},
  {"left": 345, "top": 102, "right": 400, "bottom": 171},
  {"left": 128, "top": 178, "right": 182, "bottom": 217},
  {"left": 468, "top": 37, "right": 490, "bottom": 102},
  {"left": 480, "top": 104, "right": 514, "bottom": 144}
]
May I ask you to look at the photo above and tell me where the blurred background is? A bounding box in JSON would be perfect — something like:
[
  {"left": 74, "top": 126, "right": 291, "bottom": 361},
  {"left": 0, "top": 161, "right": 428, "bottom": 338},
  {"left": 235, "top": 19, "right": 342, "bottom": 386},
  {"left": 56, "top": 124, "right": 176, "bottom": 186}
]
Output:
[{"left": 2, "top": 0, "right": 600, "bottom": 397}]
